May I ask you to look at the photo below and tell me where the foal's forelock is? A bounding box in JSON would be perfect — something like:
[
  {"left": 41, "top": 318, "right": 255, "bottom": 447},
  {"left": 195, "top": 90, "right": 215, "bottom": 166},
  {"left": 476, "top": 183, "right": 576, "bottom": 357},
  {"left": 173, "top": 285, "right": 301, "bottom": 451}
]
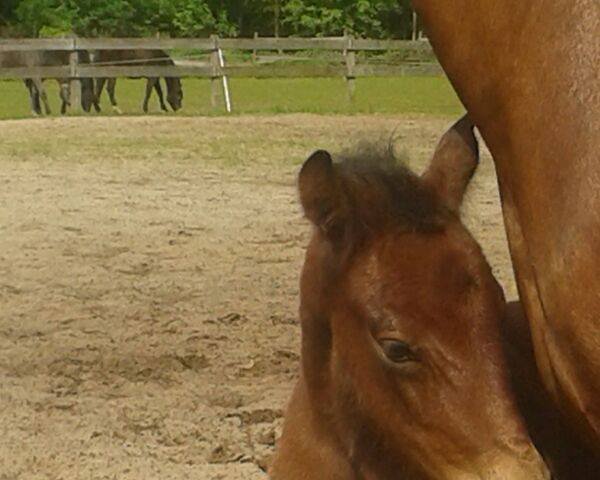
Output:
[
  {"left": 299, "top": 147, "right": 449, "bottom": 274},
  {"left": 335, "top": 146, "right": 444, "bottom": 232}
]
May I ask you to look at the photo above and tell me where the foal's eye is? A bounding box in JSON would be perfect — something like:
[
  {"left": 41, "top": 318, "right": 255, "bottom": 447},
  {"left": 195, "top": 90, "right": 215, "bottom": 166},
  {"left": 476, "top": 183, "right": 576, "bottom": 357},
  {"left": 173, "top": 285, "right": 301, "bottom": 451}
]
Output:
[{"left": 378, "top": 339, "right": 417, "bottom": 363}]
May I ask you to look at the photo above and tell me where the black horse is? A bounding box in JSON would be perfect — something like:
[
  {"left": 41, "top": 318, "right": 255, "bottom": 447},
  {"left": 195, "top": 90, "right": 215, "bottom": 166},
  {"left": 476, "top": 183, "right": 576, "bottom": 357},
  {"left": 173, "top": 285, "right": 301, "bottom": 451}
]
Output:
[
  {"left": 0, "top": 50, "right": 94, "bottom": 115},
  {"left": 91, "top": 49, "right": 183, "bottom": 113}
]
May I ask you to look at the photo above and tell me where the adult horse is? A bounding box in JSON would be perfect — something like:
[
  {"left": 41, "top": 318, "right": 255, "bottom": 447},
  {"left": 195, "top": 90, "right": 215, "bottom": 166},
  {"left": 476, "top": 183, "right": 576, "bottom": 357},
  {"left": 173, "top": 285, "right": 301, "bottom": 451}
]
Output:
[
  {"left": 0, "top": 50, "right": 94, "bottom": 115},
  {"left": 90, "top": 49, "right": 183, "bottom": 114},
  {"left": 270, "top": 116, "right": 550, "bottom": 479},
  {"left": 502, "top": 301, "right": 598, "bottom": 478},
  {"left": 412, "top": 0, "right": 600, "bottom": 454}
]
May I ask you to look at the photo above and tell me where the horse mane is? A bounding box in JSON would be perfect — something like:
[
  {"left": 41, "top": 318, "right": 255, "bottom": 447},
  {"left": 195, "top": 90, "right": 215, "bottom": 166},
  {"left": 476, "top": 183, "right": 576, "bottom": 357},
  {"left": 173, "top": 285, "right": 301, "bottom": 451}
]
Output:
[{"left": 332, "top": 142, "right": 443, "bottom": 235}]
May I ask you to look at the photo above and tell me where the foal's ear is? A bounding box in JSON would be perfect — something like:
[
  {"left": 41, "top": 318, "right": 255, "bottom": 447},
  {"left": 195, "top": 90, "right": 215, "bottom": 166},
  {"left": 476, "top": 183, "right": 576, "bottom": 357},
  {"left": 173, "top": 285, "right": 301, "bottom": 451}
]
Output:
[
  {"left": 299, "top": 150, "right": 347, "bottom": 240},
  {"left": 422, "top": 115, "right": 479, "bottom": 212}
]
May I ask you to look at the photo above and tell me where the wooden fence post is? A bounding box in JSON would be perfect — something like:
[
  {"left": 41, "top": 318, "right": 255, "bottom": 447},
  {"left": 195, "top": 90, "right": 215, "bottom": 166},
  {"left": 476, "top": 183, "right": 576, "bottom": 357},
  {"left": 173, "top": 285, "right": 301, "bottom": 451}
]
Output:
[
  {"left": 344, "top": 34, "right": 356, "bottom": 102},
  {"left": 69, "top": 39, "right": 81, "bottom": 113},
  {"left": 210, "top": 34, "right": 220, "bottom": 109},
  {"left": 252, "top": 32, "right": 258, "bottom": 64},
  {"left": 218, "top": 49, "right": 232, "bottom": 113},
  {"left": 412, "top": 11, "right": 418, "bottom": 41}
]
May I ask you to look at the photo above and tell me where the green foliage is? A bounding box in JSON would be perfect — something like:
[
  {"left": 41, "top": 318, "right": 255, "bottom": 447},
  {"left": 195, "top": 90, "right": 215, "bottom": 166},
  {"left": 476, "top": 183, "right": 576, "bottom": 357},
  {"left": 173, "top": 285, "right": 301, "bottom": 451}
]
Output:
[
  {"left": 66, "top": 0, "right": 137, "bottom": 36},
  {"left": 280, "top": 1, "right": 343, "bottom": 37},
  {"left": 0, "top": 0, "right": 21, "bottom": 27},
  {"left": 14, "top": 0, "right": 72, "bottom": 37},
  {"left": 280, "top": 0, "right": 405, "bottom": 38},
  {"left": 2, "top": 0, "right": 418, "bottom": 39},
  {"left": 135, "top": 0, "right": 217, "bottom": 37},
  {"left": 6, "top": 0, "right": 223, "bottom": 37},
  {"left": 171, "top": 1, "right": 215, "bottom": 36}
]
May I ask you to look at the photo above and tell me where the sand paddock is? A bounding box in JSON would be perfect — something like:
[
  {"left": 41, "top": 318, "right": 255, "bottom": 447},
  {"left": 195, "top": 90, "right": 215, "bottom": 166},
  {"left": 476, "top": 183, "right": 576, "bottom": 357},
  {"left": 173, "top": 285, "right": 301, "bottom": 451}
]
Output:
[{"left": 0, "top": 115, "right": 515, "bottom": 479}]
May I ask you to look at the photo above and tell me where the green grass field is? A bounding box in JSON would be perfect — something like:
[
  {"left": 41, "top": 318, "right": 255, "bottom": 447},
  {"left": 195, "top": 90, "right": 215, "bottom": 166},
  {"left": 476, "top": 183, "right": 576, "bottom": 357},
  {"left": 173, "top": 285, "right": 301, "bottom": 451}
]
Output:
[{"left": 0, "top": 76, "right": 463, "bottom": 119}]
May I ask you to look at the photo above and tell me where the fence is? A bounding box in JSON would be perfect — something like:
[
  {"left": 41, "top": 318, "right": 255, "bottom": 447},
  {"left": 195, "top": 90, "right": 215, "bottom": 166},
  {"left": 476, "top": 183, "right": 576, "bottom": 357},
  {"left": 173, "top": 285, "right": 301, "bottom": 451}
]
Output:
[{"left": 0, "top": 36, "right": 438, "bottom": 112}]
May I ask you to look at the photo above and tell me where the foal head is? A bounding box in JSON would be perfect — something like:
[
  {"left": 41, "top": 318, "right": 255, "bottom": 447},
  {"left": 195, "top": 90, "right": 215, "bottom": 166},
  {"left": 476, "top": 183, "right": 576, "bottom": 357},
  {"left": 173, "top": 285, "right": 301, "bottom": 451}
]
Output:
[{"left": 297, "top": 116, "right": 549, "bottom": 479}]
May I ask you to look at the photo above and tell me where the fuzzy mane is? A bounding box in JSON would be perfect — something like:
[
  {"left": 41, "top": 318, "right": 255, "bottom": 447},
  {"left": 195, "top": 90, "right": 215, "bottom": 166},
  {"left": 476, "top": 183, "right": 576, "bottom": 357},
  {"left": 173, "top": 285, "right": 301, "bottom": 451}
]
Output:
[{"left": 332, "top": 142, "right": 443, "bottom": 235}]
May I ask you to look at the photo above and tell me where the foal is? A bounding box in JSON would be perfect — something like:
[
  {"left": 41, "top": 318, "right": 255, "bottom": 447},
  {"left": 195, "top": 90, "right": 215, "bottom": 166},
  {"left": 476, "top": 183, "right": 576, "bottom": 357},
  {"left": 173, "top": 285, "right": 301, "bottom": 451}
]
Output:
[{"left": 270, "top": 117, "right": 549, "bottom": 479}]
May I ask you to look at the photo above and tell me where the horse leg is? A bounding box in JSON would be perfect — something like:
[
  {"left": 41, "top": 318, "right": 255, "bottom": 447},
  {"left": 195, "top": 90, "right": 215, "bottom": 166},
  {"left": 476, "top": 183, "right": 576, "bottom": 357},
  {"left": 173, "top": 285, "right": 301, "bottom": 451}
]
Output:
[
  {"left": 25, "top": 79, "right": 41, "bottom": 116},
  {"left": 154, "top": 79, "right": 168, "bottom": 112},
  {"left": 32, "top": 78, "right": 51, "bottom": 115},
  {"left": 107, "top": 78, "right": 121, "bottom": 114},
  {"left": 59, "top": 80, "right": 70, "bottom": 115},
  {"left": 142, "top": 78, "right": 156, "bottom": 113},
  {"left": 93, "top": 77, "right": 106, "bottom": 113}
]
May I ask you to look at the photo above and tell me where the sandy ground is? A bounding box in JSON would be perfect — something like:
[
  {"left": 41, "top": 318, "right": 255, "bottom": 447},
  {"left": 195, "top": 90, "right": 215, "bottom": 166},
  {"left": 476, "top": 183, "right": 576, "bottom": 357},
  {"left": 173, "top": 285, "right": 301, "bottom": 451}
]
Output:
[{"left": 0, "top": 115, "right": 515, "bottom": 479}]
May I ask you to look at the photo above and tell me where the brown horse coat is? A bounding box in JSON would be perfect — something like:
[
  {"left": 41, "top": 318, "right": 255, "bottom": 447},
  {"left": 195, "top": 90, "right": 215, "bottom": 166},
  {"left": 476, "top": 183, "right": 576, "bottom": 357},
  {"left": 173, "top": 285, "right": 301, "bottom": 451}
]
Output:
[
  {"left": 413, "top": 0, "right": 600, "bottom": 453},
  {"left": 502, "top": 302, "right": 598, "bottom": 478}
]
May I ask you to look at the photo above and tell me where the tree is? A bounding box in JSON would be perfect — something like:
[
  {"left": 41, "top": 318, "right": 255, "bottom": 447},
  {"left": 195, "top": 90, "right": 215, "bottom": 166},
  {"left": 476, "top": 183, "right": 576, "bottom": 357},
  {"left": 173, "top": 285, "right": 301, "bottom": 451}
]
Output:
[
  {"left": 14, "top": 0, "right": 72, "bottom": 37},
  {"left": 68, "top": 0, "right": 218, "bottom": 37},
  {"left": 143, "top": 0, "right": 217, "bottom": 37},
  {"left": 4, "top": 0, "right": 416, "bottom": 39},
  {"left": 206, "top": 1, "right": 271, "bottom": 37},
  {"left": 67, "top": 0, "right": 143, "bottom": 37},
  {"left": 280, "top": 0, "right": 411, "bottom": 38},
  {"left": 0, "top": 0, "right": 20, "bottom": 26},
  {"left": 171, "top": 0, "right": 216, "bottom": 37}
]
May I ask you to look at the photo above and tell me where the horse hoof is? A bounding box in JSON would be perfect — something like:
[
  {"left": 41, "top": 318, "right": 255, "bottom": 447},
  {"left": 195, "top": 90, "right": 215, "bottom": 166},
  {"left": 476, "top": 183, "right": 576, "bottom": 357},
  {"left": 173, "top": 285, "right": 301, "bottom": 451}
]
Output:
[{"left": 112, "top": 106, "right": 123, "bottom": 114}]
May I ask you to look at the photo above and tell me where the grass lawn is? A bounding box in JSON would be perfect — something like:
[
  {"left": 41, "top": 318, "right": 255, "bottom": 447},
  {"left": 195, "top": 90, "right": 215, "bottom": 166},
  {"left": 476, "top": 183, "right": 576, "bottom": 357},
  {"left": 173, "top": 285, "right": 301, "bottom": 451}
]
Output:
[{"left": 0, "top": 76, "right": 463, "bottom": 120}]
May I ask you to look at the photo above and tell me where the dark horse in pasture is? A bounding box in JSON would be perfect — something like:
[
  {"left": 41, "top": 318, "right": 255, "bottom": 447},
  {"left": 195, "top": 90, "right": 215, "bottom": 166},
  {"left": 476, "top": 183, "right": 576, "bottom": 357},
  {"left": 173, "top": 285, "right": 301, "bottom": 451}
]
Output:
[
  {"left": 270, "top": 116, "right": 551, "bottom": 479},
  {"left": 414, "top": 0, "right": 600, "bottom": 466},
  {"left": 91, "top": 49, "right": 183, "bottom": 113},
  {"left": 0, "top": 50, "right": 94, "bottom": 115}
]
